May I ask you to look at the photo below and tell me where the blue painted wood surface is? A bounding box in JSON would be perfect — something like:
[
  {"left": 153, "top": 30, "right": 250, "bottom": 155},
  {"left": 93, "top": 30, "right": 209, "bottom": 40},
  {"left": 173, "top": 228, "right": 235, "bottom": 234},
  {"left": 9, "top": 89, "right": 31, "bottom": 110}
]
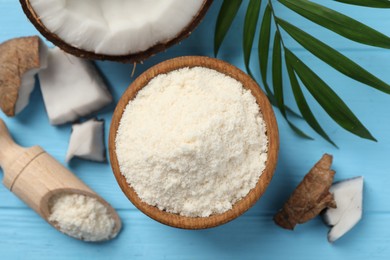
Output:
[{"left": 0, "top": 1, "right": 389, "bottom": 259}]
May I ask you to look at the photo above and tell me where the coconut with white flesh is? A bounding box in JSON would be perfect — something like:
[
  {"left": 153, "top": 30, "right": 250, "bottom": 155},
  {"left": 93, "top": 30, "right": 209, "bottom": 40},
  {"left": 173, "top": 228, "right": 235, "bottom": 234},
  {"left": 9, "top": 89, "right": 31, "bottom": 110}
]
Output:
[
  {"left": 0, "top": 36, "right": 48, "bottom": 116},
  {"left": 21, "top": 0, "right": 212, "bottom": 62},
  {"left": 66, "top": 118, "right": 106, "bottom": 163},
  {"left": 323, "top": 176, "right": 364, "bottom": 243},
  {"left": 39, "top": 47, "right": 112, "bottom": 125}
]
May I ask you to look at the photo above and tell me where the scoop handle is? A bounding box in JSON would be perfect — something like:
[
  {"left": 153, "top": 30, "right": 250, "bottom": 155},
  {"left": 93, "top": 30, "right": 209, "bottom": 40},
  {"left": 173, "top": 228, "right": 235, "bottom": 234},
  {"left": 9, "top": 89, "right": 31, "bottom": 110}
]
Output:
[{"left": 0, "top": 118, "right": 25, "bottom": 169}]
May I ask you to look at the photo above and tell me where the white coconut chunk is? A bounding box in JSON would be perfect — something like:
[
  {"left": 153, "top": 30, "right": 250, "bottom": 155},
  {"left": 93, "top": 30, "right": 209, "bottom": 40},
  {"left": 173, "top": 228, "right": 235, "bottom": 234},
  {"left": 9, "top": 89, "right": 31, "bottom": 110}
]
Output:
[
  {"left": 323, "top": 177, "right": 364, "bottom": 243},
  {"left": 29, "top": 0, "right": 205, "bottom": 55},
  {"left": 66, "top": 118, "right": 106, "bottom": 163},
  {"left": 38, "top": 47, "right": 112, "bottom": 125},
  {"left": 14, "top": 69, "right": 38, "bottom": 114}
]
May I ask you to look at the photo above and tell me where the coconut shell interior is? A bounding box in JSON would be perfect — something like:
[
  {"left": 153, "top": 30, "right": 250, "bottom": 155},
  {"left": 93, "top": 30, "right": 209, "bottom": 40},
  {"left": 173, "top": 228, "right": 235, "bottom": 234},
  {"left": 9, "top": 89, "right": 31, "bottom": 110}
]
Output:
[{"left": 19, "top": 0, "right": 213, "bottom": 63}]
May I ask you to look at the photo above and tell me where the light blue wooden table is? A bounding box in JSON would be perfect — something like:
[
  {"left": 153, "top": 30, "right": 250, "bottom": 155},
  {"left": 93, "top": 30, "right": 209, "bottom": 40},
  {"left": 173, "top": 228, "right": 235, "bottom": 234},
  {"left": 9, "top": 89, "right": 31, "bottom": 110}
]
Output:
[{"left": 1, "top": 1, "right": 389, "bottom": 259}]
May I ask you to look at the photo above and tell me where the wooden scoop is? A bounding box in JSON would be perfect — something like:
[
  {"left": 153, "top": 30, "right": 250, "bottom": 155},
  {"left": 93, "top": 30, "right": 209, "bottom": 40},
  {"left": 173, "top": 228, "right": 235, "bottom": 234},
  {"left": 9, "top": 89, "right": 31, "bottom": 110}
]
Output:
[{"left": 0, "top": 118, "right": 121, "bottom": 241}]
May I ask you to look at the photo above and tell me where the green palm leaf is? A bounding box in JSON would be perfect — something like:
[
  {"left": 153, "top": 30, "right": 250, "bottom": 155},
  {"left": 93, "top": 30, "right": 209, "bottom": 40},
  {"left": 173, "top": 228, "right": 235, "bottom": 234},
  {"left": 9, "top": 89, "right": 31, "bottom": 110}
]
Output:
[
  {"left": 257, "top": 5, "right": 279, "bottom": 102},
  {"left": 287, "top": 122, "right": 315, "bottom": 139},
  {"left": 278, "top": 0, "right": 390, "bottom": 48},
  {"left": 257, "top": 5, "right": 278, "bottom": 102},
  {"left": 285, "top": 56, "right": 336, "bottom": 146},
  {"left": 258, "top": 5, "right": 303, "bottom": 119},
  {"left": 243, "top": 0, "right": 262, "bottom": 72},
  {"left": 214, "top": 0, "right": 243, "bottom": 56},
  {"left": 272, "top": 32, "right": 284, "bottom": 115},
  {"left": 276, "top": 18, "right": 390, "bottom": 93},
  {"left": 273, "top": 33, "right": 312, "bottom": 139},
  {"left": 259, "top": 5, "right": 272, "bottom": 89},
  {"left": 285, "top": 49, "right": 376, "bottom": 141},
  {"left": 214, "top": 0, "right": 388, "bottom": 143},
  {"left": 334, "top": 0, "right": 390, "bottom": 8}
]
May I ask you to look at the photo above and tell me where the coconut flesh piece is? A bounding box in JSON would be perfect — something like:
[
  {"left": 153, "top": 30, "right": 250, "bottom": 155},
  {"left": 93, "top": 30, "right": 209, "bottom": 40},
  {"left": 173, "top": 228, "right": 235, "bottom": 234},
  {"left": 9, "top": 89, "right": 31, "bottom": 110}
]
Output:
[
  {"left": 66, "top": 118, "right": 106, "bottom": 163},
  {"left": 323, "top": 177, "right": 364, "bottom": 243},
  {"left": 28, "top": 0, "right": 206, "bottom": 56},
  {"left": 38, "top": 47, "right": 112, "bottom": 125},
  {"left": 0, "top": 36, "right": 48, "bottom": 116}
]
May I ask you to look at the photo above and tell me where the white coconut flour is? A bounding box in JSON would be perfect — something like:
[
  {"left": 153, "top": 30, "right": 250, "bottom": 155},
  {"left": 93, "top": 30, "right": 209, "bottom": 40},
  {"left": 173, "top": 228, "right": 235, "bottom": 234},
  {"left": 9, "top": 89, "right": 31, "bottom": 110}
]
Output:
[
  {"left": 116, "top": 67, "right": 268, "bottom": 217},
  {"left": 48, "top": 193, "right": 117, "bottom": 241}
]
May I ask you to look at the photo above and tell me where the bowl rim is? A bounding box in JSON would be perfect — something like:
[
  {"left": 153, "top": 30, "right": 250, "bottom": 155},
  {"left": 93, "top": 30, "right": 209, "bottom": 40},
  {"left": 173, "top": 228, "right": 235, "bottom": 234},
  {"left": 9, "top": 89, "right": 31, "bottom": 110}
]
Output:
[{"left": 109, "top": 56, "right": 279, "bottom": 229}]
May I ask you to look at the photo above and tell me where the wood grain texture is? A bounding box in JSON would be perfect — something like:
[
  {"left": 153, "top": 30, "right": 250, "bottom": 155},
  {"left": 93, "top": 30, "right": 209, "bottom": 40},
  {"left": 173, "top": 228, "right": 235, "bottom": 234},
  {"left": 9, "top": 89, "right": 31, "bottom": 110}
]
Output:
[
  {"left": 19, "top": 0, "right": 213, "bottom": 62},
  {"left": 0, "top": 209, "right": 388, "bottom": 260},
  {"left": 109, "top": 56, "right": 279, "bottom": 229},
  {"left": 0, "top": 119, "right": 121, "bottom": 241},
  {"left": 0, "top": 0, "right": 390, "bottom": 259}
]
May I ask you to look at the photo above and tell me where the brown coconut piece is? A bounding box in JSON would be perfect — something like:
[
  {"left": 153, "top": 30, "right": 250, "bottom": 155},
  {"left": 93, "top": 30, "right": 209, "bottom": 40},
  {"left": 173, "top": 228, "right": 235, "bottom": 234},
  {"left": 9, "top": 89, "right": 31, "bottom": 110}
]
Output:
[
  {"left": 20, "top": 0, "right": 213, "bottom": 62},
  {"left": 274, "top": 154, "right": 336, "bottom": 230},
  {"left": 0, "top": 36, "right": 47, "bottom": 116}
]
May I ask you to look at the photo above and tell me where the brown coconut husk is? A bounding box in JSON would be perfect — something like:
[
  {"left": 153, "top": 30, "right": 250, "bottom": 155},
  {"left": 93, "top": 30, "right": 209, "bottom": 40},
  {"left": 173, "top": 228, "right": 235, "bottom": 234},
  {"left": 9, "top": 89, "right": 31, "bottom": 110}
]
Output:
[
  {"left": 0, "top": 36, "right": 41, "bottom": 116},
  {"left": 274, "top": 154, "right": 337, "bottom": 230}
]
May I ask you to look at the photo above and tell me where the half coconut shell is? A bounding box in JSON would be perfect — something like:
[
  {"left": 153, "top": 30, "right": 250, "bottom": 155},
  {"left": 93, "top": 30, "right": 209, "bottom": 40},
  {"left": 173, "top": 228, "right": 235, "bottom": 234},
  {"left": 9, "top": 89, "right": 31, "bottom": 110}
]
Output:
[{"left": 20, "top": 0, "right": 213, "bottom": 63}]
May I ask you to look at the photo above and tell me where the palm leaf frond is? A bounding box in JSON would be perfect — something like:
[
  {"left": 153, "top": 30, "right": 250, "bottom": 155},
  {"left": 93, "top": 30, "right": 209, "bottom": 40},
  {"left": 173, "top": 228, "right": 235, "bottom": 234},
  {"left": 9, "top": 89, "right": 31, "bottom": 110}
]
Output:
[
  {"left": 285, "top": 59, "right": 336, "bottom": 146},
  {"left": 285, "top": 49, "right": 376, "bottom": 141},
  {"left": 243, "top": 0, "right": 262, "bottom": 73},
  {"left": 214, "top": 0, "right": 243, "bottom": 56},
  {"left": 334, "top": 0, "right": 390, "bottom": 8},
  {"left": 214, "top": 0, "right": 389, "bottom": 144},
  {"left": 273, "top": 33, "right": 312, "bottom": 139},
  {"left": 278, "top": 0, "right": 390, "bottom": 48},
  {"left": 258, "top": 5, "right": 272, "bottom": 94},
  {"left": 276, "top": 18, "right": 390, "bottom": 93}
]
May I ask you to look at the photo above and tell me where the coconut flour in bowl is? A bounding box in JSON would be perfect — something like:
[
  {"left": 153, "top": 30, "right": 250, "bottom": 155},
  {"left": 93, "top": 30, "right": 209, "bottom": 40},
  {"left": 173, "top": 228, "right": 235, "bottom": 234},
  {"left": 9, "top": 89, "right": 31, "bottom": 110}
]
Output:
[{"left": 115, "top": 67, "right": 268, "bottom": 217}]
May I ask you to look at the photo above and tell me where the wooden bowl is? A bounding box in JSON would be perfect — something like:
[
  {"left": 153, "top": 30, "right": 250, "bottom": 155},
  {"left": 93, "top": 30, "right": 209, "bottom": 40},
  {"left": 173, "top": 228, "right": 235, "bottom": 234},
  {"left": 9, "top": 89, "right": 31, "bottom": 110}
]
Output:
[{"left": 109, "top": 56, "right": 279, "bottom": 229}]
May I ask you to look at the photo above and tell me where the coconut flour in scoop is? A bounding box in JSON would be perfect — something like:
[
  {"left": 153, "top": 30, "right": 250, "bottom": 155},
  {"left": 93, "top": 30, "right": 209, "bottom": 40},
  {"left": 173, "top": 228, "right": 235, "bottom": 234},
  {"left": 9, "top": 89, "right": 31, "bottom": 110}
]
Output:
[
  {"left": 116, "top": 67, "right": 268, "bottom": 217},
  {"left": 48, "top": 193, "right": 117, "bottom": 241}
]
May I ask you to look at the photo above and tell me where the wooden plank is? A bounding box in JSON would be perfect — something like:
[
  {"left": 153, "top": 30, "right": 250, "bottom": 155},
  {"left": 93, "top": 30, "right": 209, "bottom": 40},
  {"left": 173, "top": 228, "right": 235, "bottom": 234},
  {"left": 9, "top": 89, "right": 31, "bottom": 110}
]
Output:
[
  {"left": 0, "top": 208, "right": 388, "bottom": 259},
  {"left": 0, "top": 1, "right": 389, "bottom": 259},
  {"left": 2, "top": 49, "right": 389, "bottom": 213}
]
